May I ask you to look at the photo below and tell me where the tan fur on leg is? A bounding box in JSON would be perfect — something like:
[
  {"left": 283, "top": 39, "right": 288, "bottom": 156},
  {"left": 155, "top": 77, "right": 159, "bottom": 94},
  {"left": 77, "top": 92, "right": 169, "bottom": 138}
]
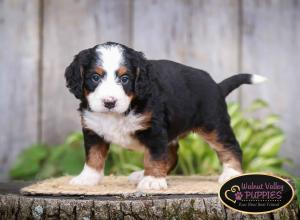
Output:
[
  {"left": 129, "top": 142, "right": 178, "bottom": 185},
  {"left": 137, "top": 149, "right": 168, "bottom": 190},
  {"left": 70, "top": 143, "right": 109, "bottom": 186},
  {"left": 196, "top": 129, "right": 242, "bottom": 183}
]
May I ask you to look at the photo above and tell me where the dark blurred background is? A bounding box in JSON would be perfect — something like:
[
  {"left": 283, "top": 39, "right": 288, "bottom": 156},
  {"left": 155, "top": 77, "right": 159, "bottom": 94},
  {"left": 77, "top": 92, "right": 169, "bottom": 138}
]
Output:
[{"left": 0, "top": 0, "right": 299, "bottom": 180}]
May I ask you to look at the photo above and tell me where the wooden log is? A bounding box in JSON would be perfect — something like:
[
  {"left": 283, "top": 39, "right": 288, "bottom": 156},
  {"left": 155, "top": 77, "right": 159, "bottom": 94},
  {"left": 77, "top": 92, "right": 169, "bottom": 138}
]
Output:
[{"left": 0, "top": 181, "right": 298, "bottom": 219}]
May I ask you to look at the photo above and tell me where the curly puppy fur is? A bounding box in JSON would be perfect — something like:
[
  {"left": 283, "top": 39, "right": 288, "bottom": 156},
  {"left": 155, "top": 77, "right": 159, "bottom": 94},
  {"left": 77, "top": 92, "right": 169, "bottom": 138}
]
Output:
[{"left": 65, "top": 42, "right": 266, "bottom": 189}]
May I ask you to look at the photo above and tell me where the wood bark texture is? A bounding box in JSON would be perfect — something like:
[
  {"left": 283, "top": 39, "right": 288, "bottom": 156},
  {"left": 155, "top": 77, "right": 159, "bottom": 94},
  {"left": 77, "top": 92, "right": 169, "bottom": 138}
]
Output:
[{"left": 0, "top": 183, "right": 299, "bottom": 220}]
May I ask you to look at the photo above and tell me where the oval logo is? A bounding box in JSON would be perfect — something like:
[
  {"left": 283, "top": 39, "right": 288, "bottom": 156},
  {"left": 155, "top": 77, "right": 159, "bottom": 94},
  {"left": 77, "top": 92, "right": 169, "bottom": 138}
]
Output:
[{"left": 219, "top": 173, "right": 295, "bottom": 214}]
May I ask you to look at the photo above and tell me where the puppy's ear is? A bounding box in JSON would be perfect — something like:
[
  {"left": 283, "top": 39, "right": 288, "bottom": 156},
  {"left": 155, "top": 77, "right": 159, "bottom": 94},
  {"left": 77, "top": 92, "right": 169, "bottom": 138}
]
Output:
[
  {"left": 65, "top": 49, "right": 92, "bottom": 99},
  {"left": 131, "top": 50, "right": 151, "bottom": 100}
]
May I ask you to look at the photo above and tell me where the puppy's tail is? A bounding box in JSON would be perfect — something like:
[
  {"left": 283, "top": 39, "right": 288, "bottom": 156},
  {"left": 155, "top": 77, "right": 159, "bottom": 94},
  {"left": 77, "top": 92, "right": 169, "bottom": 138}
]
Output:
[{"left": 219, "top": 74, "right": 267, "bottom": 97}]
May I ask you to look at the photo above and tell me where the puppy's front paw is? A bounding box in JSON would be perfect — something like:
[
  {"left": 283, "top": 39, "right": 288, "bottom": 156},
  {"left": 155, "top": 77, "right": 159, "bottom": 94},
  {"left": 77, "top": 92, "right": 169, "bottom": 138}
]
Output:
[
  {"left": 69, "top": 164, "right": 103, "bottom": 186},
  {"left": 218, "top": 166, "right": 242, "bottom": 183},
  {"left": 137, "top": 176, "right": 168, "bottom": 190},
  {"left": 128, "top": 170, "right": 144, "bottom": 184}
]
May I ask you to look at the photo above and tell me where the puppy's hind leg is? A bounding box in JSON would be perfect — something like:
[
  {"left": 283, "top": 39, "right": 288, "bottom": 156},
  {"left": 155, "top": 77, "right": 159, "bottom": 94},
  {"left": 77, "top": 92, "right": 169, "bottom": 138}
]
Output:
[{"left": 197, "top": 126, "right": 243, "bottom": 183}]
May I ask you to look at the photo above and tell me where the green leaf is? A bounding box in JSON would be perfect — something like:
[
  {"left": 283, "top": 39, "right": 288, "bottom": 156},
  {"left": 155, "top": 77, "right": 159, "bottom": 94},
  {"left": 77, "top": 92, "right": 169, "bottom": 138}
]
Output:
[
  {"left": 48, "top": 145, "right": 66, "bottom": 163},
  {"left": 264, "top": 114, "right": 280, "bottom": 126},
  {"left": 36, "top": 162, "right": 58, "bottom": 179},
  {"left": 9, "top": 145, "right": 48, "bottom": 179},
  {"left": 247, "top": 99, "right": 269, "bottom": 112},
  {"left": 258, "top": 135, "right": 285, "bottom": 157},
  {"left": 58, "top": 145, "right": 85, "bottom": 175},
  {"left": 237, "top": 127, "right": 253, "bottom": 146},
  {"left": 292, "top": 177, "right": 300, "bottom": 208},
  {"left": 10, "top": 159, "right": 40, "bottom": 180},
  {"left": 22, "top": 144, "right": 48, "bottom": 161},
  {"left": 228, "top": 102, "right": 240, "bottom": 116},
  {"left": 231, "top": 112, "right": 244, "bottom": 128},
  {"left": 65, "top": 132, "right": 83, "bottom": 146}
]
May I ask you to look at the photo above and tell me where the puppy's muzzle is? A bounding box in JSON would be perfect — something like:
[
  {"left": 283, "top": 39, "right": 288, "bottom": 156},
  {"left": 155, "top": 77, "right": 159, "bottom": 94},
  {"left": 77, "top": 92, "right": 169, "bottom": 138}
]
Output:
[{"left": 103, "top": 98, "right": 117, "bottom": 110}]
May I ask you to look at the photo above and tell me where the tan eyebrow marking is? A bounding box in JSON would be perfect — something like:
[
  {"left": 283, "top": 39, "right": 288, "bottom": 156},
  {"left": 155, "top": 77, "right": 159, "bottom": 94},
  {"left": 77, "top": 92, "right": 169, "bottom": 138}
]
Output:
[
  {"left": 116, "top": 66, "right": 128, "bottom": 77},
  {"left": 95, "top": 66, "right": 105, "bottom": 76}
]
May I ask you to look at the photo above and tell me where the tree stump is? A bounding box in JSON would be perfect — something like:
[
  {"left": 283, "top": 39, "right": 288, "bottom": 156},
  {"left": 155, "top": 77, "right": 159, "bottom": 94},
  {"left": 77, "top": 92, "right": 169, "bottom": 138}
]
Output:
[{"left": 0, "top": 178, "right": 299, "bottom": 220}]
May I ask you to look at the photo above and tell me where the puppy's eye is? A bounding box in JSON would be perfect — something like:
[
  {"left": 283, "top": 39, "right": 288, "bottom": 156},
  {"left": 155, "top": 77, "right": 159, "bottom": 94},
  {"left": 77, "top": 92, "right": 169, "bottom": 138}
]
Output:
[
  {"left": 120, "top": 75, "right": 129, "bottom": 85},
  {"left": 92, "top": 74, "right": 101, "bottom": 83}
]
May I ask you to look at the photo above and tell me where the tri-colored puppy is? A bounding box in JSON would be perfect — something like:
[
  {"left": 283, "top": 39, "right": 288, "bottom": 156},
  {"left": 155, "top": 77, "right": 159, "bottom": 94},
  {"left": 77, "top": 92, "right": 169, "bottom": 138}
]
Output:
[{"left": 65, "top": 42, "right": 266, "bottom": 190}]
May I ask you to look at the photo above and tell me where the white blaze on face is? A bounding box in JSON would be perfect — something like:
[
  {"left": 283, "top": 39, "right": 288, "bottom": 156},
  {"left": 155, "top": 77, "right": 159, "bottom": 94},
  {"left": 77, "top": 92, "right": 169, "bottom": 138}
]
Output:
[{"left": 87, "top": 44, "right": 131, "bottom": 113}]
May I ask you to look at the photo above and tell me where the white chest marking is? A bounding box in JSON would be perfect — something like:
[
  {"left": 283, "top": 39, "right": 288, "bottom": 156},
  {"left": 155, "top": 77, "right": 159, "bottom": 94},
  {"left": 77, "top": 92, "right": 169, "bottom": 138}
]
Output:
[{"left": 83, "top": 110, "right": 146, "bottom": 151}]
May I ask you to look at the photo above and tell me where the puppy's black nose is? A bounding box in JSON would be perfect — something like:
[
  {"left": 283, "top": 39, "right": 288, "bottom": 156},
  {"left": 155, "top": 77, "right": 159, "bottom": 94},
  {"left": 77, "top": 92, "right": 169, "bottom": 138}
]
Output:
[{"left": 103, "top": 99, "right": 116, "bottom": 109}]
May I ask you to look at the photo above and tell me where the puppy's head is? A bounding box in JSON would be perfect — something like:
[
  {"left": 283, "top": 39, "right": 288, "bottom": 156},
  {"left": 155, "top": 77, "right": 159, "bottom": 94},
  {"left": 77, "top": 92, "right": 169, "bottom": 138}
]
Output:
[{"left": 65, "top": 42, "right": 148, "bottom": 113}]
